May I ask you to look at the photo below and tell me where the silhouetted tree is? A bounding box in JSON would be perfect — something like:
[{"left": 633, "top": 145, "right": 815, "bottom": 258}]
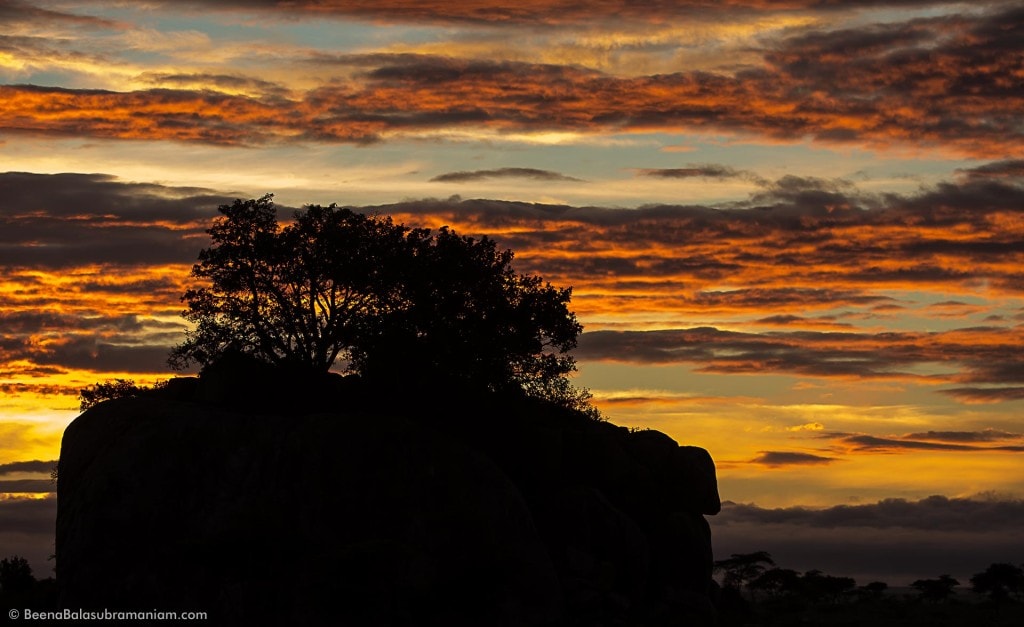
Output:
[
  {"left": 78, "top": 379, "right": 146, "bottom": 411},
  {"left": 749, "top": 567, "right": 801, "bottom": 599},
  {"left": 799, "top": 569, "right": 856, "bottom": 604},
  {"left": 169, "top": 196, "right": 592, "bottom": 410},
  {"left": 912, "top": 574, "right": 959, "bottom": 603},
  {"left": 715, "top": 551, "right": 776, "bottom": 600},
  {"left": 857, "top": 580, "right": 888, "bottom": 601},
  {"left": 0, "top": 555, "right": 34, "bottom": 595},
  {"left": 970, "top": 563, "right": 1024, "bottom": 603}
]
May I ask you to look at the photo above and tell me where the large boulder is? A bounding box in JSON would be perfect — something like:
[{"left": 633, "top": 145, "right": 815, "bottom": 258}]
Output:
[{"left": 57, "top": 382, "right": 720, "bottom": 625}]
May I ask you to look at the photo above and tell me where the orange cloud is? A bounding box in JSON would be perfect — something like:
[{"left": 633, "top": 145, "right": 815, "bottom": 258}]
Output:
[
  {"left": 4, "top": 171, "right": 1024, "bottom": 401},
  {"left": 2, "top": 5, "right": 1021, "bottom": 157}
]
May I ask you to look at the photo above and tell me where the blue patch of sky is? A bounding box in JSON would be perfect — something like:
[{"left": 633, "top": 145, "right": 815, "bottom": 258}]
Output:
[
  {"left": 78, "top": 4, "right": 464, "bottom": 54},
  {"left": 1, "top": 68, "right": 77, "bottom": 89}
]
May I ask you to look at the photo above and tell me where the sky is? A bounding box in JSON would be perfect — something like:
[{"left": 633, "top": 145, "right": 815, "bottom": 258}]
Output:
[{"left": 1, "top": 0, "right": 1022, "bottom": 586}]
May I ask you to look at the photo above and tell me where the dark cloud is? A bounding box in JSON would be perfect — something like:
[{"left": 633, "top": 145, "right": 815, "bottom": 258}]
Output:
[
  {"left": 0, "top": 172, "right": 230, "bottom": 222},
  {"left": 0, "top": 494, "right": 57, "bottom": 534},
  {"left": 902, "top": 430, "right": 1022, "bottom": 443},
  {"left": 634, "top": 165, "right": 758, "bottom": 181},
  {"left": 0, "top": 34, "right": 100, "bottom": 72},
  {"left": 750, "top": 451, "right": 837, "bottom": 467},
  {"left": 0, "top": 460, "right": 57, "bottom": 476},
  {"left": 0, "top": 383, "right": 75, "bottom": 397},
  {"left": 718, "top": 495, "right": 1024, "bottom": 532},
  {"left": 839, "top": 433, "right": 1024, "bottom": 453},
  {"left": 0, "top": 0, "right": 123, "bottom": 29},
  {"left": 430, "top": 168, "right": 583, "bottom": 183},
  {"left": 0, "top": 495, "right": 57, "bottom": 581},
  {"left": 748, "top": 175, "right": 863, "bottom": 211},
  {"left": 573, "top": 325, "right": 1024, "bottom": 397},
  {"left": 0, "top": 312, "right": 162, "bottom": 334},
  {"left": 843, "top": 435, "right": 978, "bottom": 452},
  {"left": 0, "top": 172, "right": 235, "bottom": 268},
  {"left": 0, "top": 312, "right": 183, "bottom": 377},
  {"left": 755, "top": 314, "right": 849, "bottom": 328},
  {"left": 957, "top": 159, "right": 1024, "bottom": 181},
  {"left": 576, "top": 327, "right": 904, "bottom": 376},
  {"left": 0, "top": 480, "right": 54, "bottom": 493},
  {"left": 137, "top": 73, "right": 292, "bottom": 99},
  {"left": 756, "top": 314, "right": 806, "bottom": 325},
  {"left": 24, "top": 338, "right": 174, "bottom": 374},
  {"left": 710, "top": 496, "right": 1024, "bottom": 583}
]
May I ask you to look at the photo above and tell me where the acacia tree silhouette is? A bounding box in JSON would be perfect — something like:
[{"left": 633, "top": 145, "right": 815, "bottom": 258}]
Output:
[
  {"left": 911, "top": 574, "right": 959, "bottom": 603},
  {"left": 715, "top": 551, "right": 776, "bottom": 601},
  {"left": 971, "top": 563, "right": 1024, "bottom": 603},
  {"left": 169, "top": 195, "right": 595, "bottom": 412}
]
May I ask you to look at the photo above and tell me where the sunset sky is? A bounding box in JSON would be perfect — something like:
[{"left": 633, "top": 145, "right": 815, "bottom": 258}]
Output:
[{"left": 2, "top": 0, "right": 1022, "bottom": 585}]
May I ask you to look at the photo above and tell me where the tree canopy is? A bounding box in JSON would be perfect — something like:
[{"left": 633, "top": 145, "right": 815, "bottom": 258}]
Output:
[
  {"left": 169, "top": 195, "right": 593, "bottom": 411},
  {"left": 970, "top": 563, "right": 1024, "bottom": 602}
]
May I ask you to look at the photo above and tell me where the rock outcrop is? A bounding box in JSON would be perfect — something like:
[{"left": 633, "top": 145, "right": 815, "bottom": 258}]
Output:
[{"left": 57, "top": 375, "right": 720, "bottom": 626}]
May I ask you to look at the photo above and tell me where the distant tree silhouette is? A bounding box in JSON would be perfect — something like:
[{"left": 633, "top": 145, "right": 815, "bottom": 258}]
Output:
[
  {"left": 799, "top": 569, "right": 856, "bottom": 604},
  {"left": 715, "top": 551, "right": 776, "bottom": 601},
  {"left": 169, "top": 195, "right": 594, "bottom": 411},
  {"left": 749, "top": 567, "right": 801, "bottom": 599},
  {"left": 970, "top": 563, "right": 1024, "bottom": 603},
  {"left": 911, "top": 574, "right": 959, "bottom": 602},
  {"left": 857, "top": 580, "right": 888, "bottom": 600},
  {"left": 0, "top": 555, "right": 34, "bottom": 595}
]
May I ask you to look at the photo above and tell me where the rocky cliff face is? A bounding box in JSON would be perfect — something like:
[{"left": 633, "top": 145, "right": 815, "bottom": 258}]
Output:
[{"left": 57, "top": 377, "right": 720, "bottom": 626}]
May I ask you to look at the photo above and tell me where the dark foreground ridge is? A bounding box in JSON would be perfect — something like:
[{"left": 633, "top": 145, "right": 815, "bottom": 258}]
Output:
[{"left": 57, "top": 364, "right": 720, "bottom": 626}]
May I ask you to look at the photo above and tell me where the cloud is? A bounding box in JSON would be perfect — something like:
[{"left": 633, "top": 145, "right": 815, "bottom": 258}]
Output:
[
  {"left": 956, "top": 159, "right": 1024, "bottom": 181},
  {"left": 0, "top": 312, "right": 172, "bottom": 335},
  {"left": 12, "top": 337, "right": 175, "bottom": 374},
  {"left": 941, "top": 387, "right": 1024, "bottom": 403},
  {"left": 0, "top": 172, "right": 233, "bottom": 268},
  {"left": 0, "top": 495, "right": 57, "bottom": 580},
  {"left": 634, "top": 165, "right": 757, "bottom": 181},
  {"left": 145, "top": 1, "right": 981, "bottom": 27},
  {"left": 755, "top": 314, "right": 851, "bottom": 328},
  {"left": 572, "top": 324, "right": 1024, "bottom": 398},
  {"left": 430, "top": 167, "right": 582, "bottom": 183},
  {"left": 3, "top": 4, "right": 1021, "bottom": 156},
  {"left": 842, "top": 435, "right": 978, "bottom": 452},
  {"left": 840, "top": 434, "right": 1024, "bottom": 453},
  {"left": 0, "top": 174, "right": 239, "bottom": 376},
  {"left": 0, "top": 383, "right": 76, "bottom": 398},
  {"left": 0, "top": 84, "right": 314, "bottom": 146},
  {"left": 718, "top": 495, "right": 1024, "bottom": 532},
  {"left": 0, "top": 480, "right": 53, "bottom": 493},
  {"left": 711, "top": 496, "right": 1024, "bottom": 583},
  {"left": 3, "top": 170, "right": 1024, "bottom": 391},
  {"left": 0, "top": 0, "right": 123, "bottom": 31},
  {"left": 902, "top": 430, "right": 1022, "bottom": 443},
  {"left": 136, "top": 72, "right": 292, "bottom": 99},
  {"left": 750, "top": 451, "right": 837, "bottom": 467},
  {"left": 0, "top": 460, "right": 57, "bottom": 476}
]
